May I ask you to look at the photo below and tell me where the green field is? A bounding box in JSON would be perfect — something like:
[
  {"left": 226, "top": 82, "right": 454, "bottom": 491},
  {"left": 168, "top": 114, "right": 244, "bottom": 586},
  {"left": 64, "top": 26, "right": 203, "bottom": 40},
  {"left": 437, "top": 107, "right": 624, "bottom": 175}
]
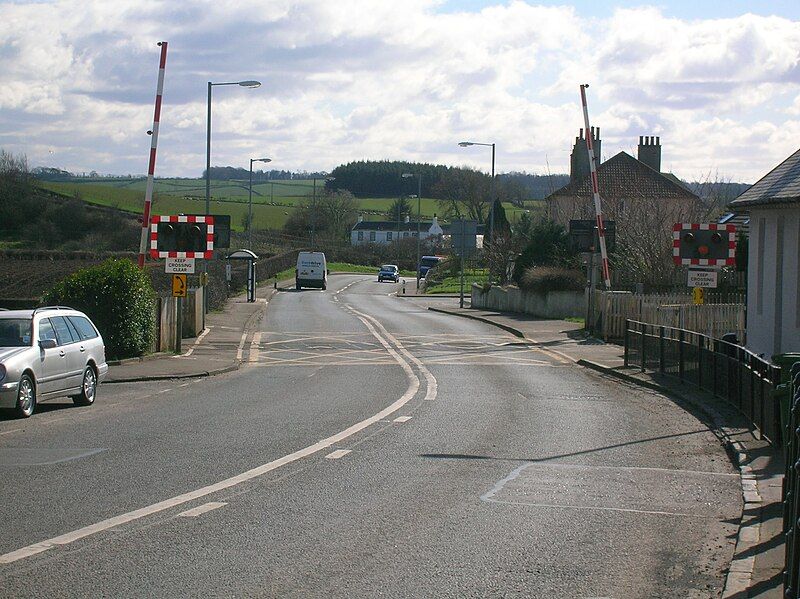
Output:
[{"left": 39, "top": 178, "right": 542, "bottom": 231}]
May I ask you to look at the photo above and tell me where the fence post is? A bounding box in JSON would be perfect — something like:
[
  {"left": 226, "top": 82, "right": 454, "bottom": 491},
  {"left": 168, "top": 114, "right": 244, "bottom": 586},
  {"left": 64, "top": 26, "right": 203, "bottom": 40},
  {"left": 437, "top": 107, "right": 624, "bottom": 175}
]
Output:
[
  {"left": 659, "top": 326, "right": 665, "bottom": 374},
  {"left": 697, "top": 334, "right": 703, "bottom": 390},
  {"left": 640, "top": 322, "right": 646, "bottom": 372},
  {"left": 711, "top": 338, "right": 718, "bottom": 398},
  {"left": 623, "top": 320, "right": 629, "bottom": 367},
  {"left": 678, "top": 329, "right": 685, "bottom": 383}
]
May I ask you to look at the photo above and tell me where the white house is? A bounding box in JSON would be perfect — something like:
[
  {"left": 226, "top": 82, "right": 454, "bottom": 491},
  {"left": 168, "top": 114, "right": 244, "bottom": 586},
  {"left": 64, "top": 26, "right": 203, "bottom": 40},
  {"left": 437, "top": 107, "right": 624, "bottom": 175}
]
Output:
[
  {"left": 729, "top": 148, "right": 800, "bottom": 359},
  {"left": 350, "top": 215, "right": 446, "bottom": 245}
]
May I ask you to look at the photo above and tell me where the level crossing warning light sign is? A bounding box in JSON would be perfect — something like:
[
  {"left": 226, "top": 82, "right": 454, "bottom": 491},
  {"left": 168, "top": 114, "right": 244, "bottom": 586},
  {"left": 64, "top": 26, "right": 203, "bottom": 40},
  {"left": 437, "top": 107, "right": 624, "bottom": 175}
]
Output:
[
  {"left": 673, "top": 223, "right": 736, "bottom": 266},
  {"left": 150, "top": 215, "right": 214, "bottom": 259}
]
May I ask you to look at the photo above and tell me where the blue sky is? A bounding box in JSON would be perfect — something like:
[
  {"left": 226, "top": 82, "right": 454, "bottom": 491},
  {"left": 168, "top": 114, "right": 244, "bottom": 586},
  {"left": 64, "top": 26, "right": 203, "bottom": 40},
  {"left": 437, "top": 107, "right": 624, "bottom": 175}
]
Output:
[{"left": 1, "top": 0, "right": 799, "bottom": 182}]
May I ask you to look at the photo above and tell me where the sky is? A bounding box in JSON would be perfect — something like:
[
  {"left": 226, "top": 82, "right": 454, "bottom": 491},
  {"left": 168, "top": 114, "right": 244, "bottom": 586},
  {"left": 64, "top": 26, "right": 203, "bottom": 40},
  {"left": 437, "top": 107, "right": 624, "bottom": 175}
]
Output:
[{"left": 1, "top": 1, "right": 799, "bottom": 183}]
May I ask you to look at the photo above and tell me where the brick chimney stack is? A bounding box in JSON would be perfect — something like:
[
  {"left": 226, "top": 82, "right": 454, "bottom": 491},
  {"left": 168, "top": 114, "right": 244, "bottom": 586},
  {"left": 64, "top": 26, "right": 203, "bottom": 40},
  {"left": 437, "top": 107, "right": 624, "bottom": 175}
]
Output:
[
  {"left": 570, "top": 127, "right": 601, "bottom": 184},
  {"left": 637, "top": 135, "right": 661, "bottom": 172}
]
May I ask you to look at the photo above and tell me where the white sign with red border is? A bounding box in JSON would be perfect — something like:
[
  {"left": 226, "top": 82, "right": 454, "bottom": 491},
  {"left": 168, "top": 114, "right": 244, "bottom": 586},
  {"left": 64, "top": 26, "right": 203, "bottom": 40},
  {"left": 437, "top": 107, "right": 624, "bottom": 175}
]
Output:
[
  {"left": 150, "top": 215, "right": 214, "bottom": 259},
  {"left": 672, "top": 222, "right": 736, "bottom": 267}
]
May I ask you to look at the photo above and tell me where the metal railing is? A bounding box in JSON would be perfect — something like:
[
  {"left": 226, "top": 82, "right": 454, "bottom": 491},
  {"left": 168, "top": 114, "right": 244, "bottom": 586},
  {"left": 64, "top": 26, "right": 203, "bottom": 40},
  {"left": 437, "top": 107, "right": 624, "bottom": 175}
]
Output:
[
  {"left": 784, "top": 363, "right": 800, "bottom": 596},
  {"left": 624, "top": 319, "right": 782, "bottom": 444}
]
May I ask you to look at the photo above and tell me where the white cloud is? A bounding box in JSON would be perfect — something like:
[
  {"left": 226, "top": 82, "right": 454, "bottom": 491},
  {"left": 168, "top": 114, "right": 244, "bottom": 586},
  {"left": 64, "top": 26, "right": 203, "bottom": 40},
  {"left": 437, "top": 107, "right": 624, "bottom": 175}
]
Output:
[{"left": 0, "top": 1, "right": 799, "bottom": 182}]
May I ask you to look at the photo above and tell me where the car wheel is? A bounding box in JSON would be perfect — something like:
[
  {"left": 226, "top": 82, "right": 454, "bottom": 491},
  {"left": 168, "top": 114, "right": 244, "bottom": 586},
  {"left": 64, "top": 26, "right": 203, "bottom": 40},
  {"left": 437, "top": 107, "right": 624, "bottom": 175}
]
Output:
[
  {"left": 322, "top": 283, "right": 327, "bottom": 291},
  {"left": 73, "top": 366, "right": 97, "bottom": 406},
  {"left": 15, "top": 374, "right": 35, "bottom": 418}
]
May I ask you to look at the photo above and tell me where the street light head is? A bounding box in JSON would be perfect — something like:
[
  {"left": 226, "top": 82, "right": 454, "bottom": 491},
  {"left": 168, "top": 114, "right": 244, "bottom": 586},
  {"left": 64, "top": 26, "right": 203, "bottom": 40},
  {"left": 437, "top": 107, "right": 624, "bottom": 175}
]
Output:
[
  {"left": 401, "top": 173, "right": 414, "bottom": 178},
  {"left": 257, "top": 158, "right": 271, "bottom": 163},
  {"left": 238, "top": 80, "right": 261, "bottom": 88},
  {"left": 458, "top": 141, "right": 474, "bottom": 147}
]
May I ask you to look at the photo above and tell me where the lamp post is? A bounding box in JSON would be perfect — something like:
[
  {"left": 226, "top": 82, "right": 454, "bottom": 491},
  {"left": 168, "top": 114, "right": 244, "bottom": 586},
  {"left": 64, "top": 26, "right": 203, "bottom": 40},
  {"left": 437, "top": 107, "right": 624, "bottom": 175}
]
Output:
[
  {"left": 402, "top": 173, "right": 422, "bottom": 289},
  {"left": 310, "top": 176, "right": 335, "bottom": 248},
  {"left": 458, "top": 140, "right": 495, "bottom": 245},
  {"left": 248, "top": 157, "right": 272, "bottom": 250},
  {"left": 203, "top": 79, "right": 260, "bottom": 324}
]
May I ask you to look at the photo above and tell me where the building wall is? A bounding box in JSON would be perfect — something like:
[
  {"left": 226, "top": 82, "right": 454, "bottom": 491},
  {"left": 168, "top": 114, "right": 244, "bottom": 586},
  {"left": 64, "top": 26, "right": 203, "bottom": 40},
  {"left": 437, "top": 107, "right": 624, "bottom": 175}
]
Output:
[
  {"left": 350, "top": 229, "right": 424, "bottom": 246},
  {"left": 746, "top": 206, "right": 800, "bottom": 358}
]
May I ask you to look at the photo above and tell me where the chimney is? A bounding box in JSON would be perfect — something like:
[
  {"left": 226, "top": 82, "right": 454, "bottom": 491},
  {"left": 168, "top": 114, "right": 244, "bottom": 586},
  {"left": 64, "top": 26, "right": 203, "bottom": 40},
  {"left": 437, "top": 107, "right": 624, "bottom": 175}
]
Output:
[
  {"left": 570, "top": 127, "right": 601, "bottom": 184},
  {"left": 637, "top": 135, "right": 661, "bottom": 172}
]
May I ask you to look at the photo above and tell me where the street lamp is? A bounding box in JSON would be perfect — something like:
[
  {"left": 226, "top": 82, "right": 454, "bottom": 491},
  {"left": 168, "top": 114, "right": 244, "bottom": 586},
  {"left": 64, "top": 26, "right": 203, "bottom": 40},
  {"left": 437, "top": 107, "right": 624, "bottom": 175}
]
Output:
[
  {"left": 402, "top": 172, "right": 423, "bottom": 289},
  {"left": 202, "top": 79, "right": 260, "bottom": 324},
  {"left": 311, "top": 176, "right": 335, "bottom": 248},
  {"left": 458, "top": 140, "right": 496, "bottom": 245},
  {"left": 248, "top": 157, "right": 272, "bottom": 249},
  {"left": 206, "top": 80, "right": 261, "bottom": 217}
]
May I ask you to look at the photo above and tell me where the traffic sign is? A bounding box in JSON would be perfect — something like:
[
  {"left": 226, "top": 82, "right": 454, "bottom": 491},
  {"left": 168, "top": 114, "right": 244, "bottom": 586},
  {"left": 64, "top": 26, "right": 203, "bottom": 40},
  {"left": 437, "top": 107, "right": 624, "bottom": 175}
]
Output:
[
  {"left": 172, "top": 274, "right": 187, "bottom": 298},
  {"left": 688, "top": 269, "right": 718, "bottom": 289},
  {"left": 692, "top": 287, "right": 705, "bottom": 305},
  {"left": 673, "top": 223, "right": 736, "bottom": 266},
  {"left": 165, "top": 257, "right": 196, "bottom": 274}
]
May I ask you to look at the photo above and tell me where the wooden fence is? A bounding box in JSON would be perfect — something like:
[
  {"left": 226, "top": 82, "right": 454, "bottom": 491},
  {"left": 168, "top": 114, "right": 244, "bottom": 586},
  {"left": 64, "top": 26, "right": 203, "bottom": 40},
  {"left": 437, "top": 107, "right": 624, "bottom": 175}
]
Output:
[{"left": 592, "top": 290, "right": 745, "bottom": 341}]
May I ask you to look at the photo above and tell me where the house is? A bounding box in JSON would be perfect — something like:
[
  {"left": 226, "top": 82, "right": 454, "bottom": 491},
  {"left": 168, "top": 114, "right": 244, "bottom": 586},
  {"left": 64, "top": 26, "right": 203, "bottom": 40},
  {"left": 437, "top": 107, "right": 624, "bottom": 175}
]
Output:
[
  {"left": 350, "top": 215, "right": 484, "bottom": 246},
  {"left": 729, "top": 148, "right": 800, "bottom": 358},
  {"left": 546, "top": 129, "right": 700, "bottom": 226}
]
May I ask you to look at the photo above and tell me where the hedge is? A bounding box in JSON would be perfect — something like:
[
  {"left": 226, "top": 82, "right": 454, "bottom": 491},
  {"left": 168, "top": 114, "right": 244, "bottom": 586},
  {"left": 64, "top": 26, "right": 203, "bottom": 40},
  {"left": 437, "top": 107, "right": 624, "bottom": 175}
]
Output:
[{"left": 42, "top": 258, "right": 156, "bottom": 359}]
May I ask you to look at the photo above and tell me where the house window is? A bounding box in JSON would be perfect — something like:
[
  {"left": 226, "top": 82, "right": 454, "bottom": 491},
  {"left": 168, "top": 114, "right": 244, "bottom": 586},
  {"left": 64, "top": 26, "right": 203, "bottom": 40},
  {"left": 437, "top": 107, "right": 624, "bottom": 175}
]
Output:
[
  {"left": 412, "top": 232, "right": 418, "bottom": 238},
  {"left": 357, "top": 231, "right": 363, "bottom": 241},
  {"left": 386, "top": 231, "right": 393, "bottom": 241},
  {"left": 403, "top": 231, "right": 409, "bottom": 238},
  {"left": 369, "top": 231, "right": 376, "bottom": 242}
]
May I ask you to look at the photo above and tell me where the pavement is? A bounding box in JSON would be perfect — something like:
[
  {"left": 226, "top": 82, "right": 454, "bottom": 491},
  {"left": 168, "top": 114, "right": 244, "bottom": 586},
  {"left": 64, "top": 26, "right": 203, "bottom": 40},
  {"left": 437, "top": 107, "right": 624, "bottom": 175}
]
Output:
[
  {"left": 100, "top": 283, "right": 785, "bottom": 598},
  {"left": 429, "top": 304, "right": 785, "bottom": 599}
]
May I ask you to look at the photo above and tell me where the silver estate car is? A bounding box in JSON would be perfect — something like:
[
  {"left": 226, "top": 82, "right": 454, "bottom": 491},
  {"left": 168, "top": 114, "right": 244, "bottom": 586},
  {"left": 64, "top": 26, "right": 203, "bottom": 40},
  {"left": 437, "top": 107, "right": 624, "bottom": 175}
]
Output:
[{"left": 0, "top": 307, "right": 108, "bottom": 418}]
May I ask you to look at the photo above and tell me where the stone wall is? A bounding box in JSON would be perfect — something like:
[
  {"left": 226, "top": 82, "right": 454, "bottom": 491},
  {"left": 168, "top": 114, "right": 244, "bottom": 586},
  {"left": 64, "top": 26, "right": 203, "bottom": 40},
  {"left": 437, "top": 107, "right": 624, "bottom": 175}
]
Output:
[{"left": 471, "top": 284, "right": 584, "bottom": 319}]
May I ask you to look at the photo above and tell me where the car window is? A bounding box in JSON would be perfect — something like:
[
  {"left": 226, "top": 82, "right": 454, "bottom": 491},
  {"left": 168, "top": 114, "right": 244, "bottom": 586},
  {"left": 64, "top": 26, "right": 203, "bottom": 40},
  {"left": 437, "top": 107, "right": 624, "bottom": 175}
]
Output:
[
  {"left": 49, "top": 316, "right": 76, "bottom": 345},
  {"left": 68, "top": 316, "right": 99, "bottom": 340},
  {"left": 0, "top": 318, "right": 32, "bottom": 347},
  {"left": 64, "top": 316, "right": 82, "bottom": 342},
  {"left": 38, "top": 319, "right": 57, "bottom": 343}
]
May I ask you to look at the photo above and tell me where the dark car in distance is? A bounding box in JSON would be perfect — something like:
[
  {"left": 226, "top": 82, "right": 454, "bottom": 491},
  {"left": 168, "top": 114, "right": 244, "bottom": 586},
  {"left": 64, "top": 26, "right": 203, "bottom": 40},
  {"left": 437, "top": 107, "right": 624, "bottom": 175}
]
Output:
[{"left": 377, "top": 265, "right": 400, "bottom": 283}]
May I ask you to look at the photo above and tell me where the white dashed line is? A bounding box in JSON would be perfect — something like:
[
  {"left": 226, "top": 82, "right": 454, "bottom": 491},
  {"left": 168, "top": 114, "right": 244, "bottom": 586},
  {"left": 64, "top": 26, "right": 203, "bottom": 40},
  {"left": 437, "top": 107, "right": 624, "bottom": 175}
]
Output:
[
  {"left": 249, "top": 332, "right": 262, "bottom": 362},
  {"left": 393, "top": 416, "right": 412, "bottom": 423},
  {"left": 178, "top": 502, "right": 227, "bottom": 517},
  {"left": 180, "top": 327, "right": 211, "bottom": 357},
  {"left": 325, "top": 449, "right": 352, "bottom": 459}
]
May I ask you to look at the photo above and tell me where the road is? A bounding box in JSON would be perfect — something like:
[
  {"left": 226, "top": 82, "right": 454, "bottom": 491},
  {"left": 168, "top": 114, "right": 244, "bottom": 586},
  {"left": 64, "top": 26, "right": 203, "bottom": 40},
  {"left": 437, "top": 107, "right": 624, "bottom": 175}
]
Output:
[{"left": 0, "top": 274, "right": 740, "bottom": 598}]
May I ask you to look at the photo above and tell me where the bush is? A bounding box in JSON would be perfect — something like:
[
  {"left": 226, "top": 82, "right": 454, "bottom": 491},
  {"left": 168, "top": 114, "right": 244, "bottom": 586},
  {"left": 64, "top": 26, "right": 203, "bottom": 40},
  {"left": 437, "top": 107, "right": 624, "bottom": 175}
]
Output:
[
  {"left": 42, "top": 259, "right": 156, "bottom": 359},
  {"left": 519, "top": 266, "right": 584, "bottom": 294}
]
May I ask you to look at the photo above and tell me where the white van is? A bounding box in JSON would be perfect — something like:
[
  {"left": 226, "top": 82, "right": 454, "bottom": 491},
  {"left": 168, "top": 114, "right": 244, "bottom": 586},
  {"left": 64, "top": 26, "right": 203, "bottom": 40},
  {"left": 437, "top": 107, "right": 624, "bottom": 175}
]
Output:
[{"left": 296, "top": 251, "right": 328, "bottom": 290}]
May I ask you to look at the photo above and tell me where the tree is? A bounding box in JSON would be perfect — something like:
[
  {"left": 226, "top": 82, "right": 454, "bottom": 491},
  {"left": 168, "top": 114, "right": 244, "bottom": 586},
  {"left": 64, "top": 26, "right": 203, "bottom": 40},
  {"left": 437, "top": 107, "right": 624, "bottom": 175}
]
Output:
[
  {"left": 283, "top": 189, "right": 358, "bottom": 240},
  {"left": 431, "top": 167, "right": 491, "bottom": 224},
  {"left": 388, "top": 197, "right": 412, "bottom": 221},
  {"left": 512, "top": 220, "right": 573, "bottom": 284}
]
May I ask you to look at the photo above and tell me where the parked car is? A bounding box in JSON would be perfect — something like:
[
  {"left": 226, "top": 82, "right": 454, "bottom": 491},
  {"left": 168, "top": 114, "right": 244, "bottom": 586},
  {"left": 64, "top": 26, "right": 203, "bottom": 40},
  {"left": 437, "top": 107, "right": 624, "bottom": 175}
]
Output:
[
  {"left": 0, "top": 307, "right": 108, "bottom": 418},
  {"left": 378, "top": 264, "right": 400, "bottom": 283},
  {"left": 418, "top": 255, "right": 443, "bottom": 279}
]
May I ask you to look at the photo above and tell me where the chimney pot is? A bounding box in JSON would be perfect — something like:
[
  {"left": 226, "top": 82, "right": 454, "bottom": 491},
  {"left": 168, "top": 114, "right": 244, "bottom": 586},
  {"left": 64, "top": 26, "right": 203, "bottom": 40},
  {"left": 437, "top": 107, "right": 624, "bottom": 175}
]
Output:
[
  {"left": 656, "top": 136, "right": 660, "bottom": 145},
  {"left": 579, "top": 128, "right": 583, "bottom": 139},
  {"left": 639, "top": 136, "right": 644, "bottom": 145}
]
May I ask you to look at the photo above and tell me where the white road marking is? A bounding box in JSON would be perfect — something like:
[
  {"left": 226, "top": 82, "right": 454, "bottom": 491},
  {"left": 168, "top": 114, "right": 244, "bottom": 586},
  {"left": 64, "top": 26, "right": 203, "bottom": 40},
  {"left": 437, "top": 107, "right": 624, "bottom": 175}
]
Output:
[
  {"left": 0, "top": 298, "right": 421, "bottom": 566},
  {"left": 249, "top": 332, "right": 262, "bottom": 363},
  {"left": 393, "top": 416, "right": 412, "bottom": 423},
  {"left": 178, "top": 502, "right": 227, "bottom": 517},
  {"left": 235, "top": 330, "right": 248, "bottom": 362},
  {"left": 0, "top": 428, "right": 22, "bottom": 437},
  {"left": 180, "top": 327, "right": 211, "bottom": 357},
  {"left": 348, "top": 307, "right": 438, "bottom": 402},
  {"left": 325, "top": 449, "right": 352, "bottom": 459}
]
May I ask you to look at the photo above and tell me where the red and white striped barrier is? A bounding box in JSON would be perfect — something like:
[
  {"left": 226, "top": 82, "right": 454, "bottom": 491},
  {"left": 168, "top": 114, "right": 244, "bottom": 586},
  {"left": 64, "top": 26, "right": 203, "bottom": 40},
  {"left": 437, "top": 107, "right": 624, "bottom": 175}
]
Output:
[
  {"left": 579, "top": 84, "right": 612, "bottom": 289},
  {"left": 672, "top": 223, "right": 736, "bottom": 266},
  {"left": 150, "top": 215, "right": 215, "bottom": 259},
  {"left": 138, "top": 41, "right": 168, "bottom": 268}
]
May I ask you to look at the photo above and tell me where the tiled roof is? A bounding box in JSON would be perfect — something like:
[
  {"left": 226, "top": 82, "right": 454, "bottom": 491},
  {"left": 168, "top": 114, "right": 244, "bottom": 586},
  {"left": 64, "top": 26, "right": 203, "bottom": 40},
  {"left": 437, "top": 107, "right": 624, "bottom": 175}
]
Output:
[
  {"left": 546, "top": 151, "right": 699, "bottom": 201},
  {"left": 352, "top": 221, "right": 432, "bottom": 232},
  {"left": 730, "top": 147, "right": 800, "bottom": 208},
  {"left": 352, "top": 220, "right": 485, "bottom": 234}
]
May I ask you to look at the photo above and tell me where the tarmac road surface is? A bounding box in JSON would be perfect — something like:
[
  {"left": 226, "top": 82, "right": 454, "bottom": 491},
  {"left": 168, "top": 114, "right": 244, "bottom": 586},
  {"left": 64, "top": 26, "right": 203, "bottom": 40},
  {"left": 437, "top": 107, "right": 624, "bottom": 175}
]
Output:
[{"left": 0, "top": 274, "right": 740, "bottom": 598}]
